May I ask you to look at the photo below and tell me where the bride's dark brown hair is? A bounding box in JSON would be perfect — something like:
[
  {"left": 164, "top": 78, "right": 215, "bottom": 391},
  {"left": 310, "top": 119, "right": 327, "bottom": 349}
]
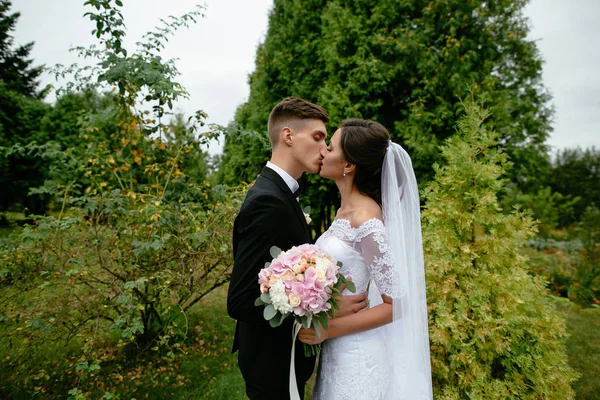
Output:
[{"left": 339, "top": 119, "right": 390, "bottom": 205}]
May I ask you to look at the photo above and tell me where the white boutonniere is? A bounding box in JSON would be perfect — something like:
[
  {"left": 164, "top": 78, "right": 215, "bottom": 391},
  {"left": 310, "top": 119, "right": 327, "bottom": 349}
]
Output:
[{"left": 303, "top": 206, "right": 312, "bottom": 225}]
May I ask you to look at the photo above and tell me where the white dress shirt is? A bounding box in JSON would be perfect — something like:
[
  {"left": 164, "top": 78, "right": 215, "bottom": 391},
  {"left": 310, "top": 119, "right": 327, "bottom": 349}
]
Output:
[{"left": 266, "top": 161, "right": 299, "bottom": 196}]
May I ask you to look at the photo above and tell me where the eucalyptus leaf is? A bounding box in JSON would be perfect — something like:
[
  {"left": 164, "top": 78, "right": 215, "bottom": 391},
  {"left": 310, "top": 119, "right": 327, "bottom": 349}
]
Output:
[
  {"left": 263, "top": 304, "right": 277, "bottom": 320},
  {"left": 269, "top": 246, "right": 282, "bottom": 259},
  {"left": 260, "top": 292, "right": 270, "bottom": 303},
  {"left": 269, "top": 312, "right": 282, "bottom": 327},
  {"left": 302, "top": 317, "right": 310, "bottom": 329},
  {"left": 280, "top": 312, "right": 289, "bottom": 324}
]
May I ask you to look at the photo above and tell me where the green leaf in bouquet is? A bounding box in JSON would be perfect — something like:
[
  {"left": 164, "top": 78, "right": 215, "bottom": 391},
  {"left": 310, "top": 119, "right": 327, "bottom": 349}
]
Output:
[
  {"left": 254, "top": 297, "right": 265, "bottom": 307},
  {"left": 345, "top": 278, "right": 356, "bottom": 293},
  {"left": 304, "top": 343, "right": 320, "bottom": 357},
  {"left": 264, "top": 304, "right": 277, "bottom": 320},
  {"left": 337, "top": 261, "right": 343, "bottom": 268},
  {"left": 303, "top": 206, "right": 311, "bottom": 214},
  {"left": 319, "top": 313, "right": 329, "bottom": 331},
  {"left": 269, "top": 312, "right": 282, "bottom": 327},
  {"left": 301, "top": 316, "right": 311, "bottom": 329},
  {"left": 314, "top": 319, "right": 321, "bottom": 338},
  {"left": 269, "top": 246, "right": 282, "bottom": 259},
  {"left": 331, "top": 300, "right": 340, "bottom": 310},
  {"left": 260, "top": 292, "right": 271, "bottom": 304}
]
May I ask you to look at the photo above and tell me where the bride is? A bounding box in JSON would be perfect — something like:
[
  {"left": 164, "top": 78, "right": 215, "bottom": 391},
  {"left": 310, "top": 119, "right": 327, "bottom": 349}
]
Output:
[{"left": 298, "top": 119, "right": 433, "bottom": 399}]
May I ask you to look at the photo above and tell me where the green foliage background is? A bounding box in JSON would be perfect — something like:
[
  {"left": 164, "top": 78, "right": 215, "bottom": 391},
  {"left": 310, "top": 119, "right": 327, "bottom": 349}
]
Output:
[
  {"left": 422, "top": 98, "right": 577, "bottom": 398},
  {"left": 219, "top": 0, "right": 553, "bottom": 235},
  {"left": 0, "top": 0, "right": 597, "bottom": 398}
]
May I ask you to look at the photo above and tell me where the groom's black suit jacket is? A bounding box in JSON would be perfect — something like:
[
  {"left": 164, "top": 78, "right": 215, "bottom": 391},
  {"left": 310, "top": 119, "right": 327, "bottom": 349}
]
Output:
[{"left": 227, "top": 167, "right": 316, "bottom": 400}]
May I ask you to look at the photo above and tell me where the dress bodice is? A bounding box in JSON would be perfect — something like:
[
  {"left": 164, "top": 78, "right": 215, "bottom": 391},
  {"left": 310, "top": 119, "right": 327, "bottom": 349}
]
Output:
[{"left": 315, "top": 218, "right": 400, "bottom": 298}]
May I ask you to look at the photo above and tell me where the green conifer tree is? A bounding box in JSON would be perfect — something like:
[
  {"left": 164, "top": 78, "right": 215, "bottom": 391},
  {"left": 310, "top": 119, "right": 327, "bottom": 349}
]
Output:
[{"left": 422, "top": 97, "right": 577, "bottom": 398}]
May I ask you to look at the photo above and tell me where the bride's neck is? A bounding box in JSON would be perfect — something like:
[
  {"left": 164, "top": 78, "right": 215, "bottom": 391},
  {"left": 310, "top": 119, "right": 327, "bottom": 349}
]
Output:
[{"left": 338, "top": 182, "right": 362, "bottom": 212}]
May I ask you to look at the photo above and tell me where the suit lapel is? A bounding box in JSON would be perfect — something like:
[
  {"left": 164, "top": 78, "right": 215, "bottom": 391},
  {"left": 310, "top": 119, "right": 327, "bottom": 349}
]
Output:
[{"left": 259, "top": 167, "right": 311, "bottom": 241}]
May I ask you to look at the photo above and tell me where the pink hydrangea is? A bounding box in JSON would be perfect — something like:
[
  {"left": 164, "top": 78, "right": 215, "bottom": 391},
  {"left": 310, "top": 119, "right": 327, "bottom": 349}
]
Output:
[{"left": 256, "top": 244, "right": 342, "bottom": 323}]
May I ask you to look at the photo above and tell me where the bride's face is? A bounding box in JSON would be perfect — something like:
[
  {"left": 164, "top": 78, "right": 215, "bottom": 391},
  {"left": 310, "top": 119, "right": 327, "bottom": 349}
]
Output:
[{"left": 319, "top": 129, "right": 346, "bottom": 180}]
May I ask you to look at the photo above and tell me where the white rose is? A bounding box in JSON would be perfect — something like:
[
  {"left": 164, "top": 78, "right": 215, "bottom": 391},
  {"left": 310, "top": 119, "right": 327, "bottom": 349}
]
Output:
[
  {"left": 292, "top": 264, "right": 304, "bottom": 274},
  {"left": 288, "top": 293, "right": 301, "bottom": 307},
  {"left": 315, "top": 257, "right": 331, "bottom": 272},
  {"left": 316, "top": 269, "right": 326, "bottom": 282},
  {"left": 315, "top": 258, "right": 330, "bottom": 282}
]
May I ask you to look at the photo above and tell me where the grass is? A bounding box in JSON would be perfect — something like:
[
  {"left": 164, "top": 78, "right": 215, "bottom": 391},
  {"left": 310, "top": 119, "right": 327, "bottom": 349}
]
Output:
[
  {"left": 162, "top": 288, "right": 598, "bottom": 400},
  {"left": 554, "top": 300, "right": 600, "bottom": 400},
  {"left": 166, "top": 286, "right": 246, "bottom": 399},
  {"left": 1, "top": 274, "right": 597, "bottom": 399},
  {"left": 0, "top": 225, "right": 16, "bottom": 239},
  {"left": 0, "top": 211, "right": 25, "bottom": 239},
  {"left": 129, "top": 285, "right": 316, "bottom": 399}
]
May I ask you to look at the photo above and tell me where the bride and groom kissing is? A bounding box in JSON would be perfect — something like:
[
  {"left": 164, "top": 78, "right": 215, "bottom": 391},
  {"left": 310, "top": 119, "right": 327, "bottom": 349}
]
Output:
[{"left": 227, "top": 97, "right": 432, "bottom": 400}]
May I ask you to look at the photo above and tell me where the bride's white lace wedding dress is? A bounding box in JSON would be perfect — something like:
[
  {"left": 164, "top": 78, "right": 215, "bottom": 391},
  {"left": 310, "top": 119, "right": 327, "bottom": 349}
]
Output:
[{"left": 313, "top": 217, "right": 401, "bottom": 400}]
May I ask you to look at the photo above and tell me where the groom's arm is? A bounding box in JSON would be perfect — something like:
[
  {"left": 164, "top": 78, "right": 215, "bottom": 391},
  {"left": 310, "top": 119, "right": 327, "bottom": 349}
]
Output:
[{"left": 227, "top": 194, "right": 290, "bottom": 323}]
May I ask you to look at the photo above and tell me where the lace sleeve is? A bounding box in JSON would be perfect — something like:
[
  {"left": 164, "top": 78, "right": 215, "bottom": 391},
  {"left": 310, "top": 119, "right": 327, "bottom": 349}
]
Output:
[{"left": 357, "top": 219, "right": 402, "bottom": 298}]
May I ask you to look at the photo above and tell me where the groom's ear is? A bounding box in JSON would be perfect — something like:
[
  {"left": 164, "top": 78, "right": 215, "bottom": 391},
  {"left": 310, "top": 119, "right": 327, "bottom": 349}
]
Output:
[{"left": 281, "top": 127, "right": 293, "bottom": 147}]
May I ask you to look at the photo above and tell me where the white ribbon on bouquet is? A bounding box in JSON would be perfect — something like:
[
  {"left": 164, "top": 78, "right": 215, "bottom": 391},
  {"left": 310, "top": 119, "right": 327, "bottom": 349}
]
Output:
[{"left": 289, "top": 322, "right": 302, "bottom": 400}]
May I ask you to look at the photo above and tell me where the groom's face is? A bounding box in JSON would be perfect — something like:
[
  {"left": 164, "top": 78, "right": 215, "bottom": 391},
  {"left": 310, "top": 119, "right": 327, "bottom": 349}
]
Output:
[{"left": 289, "top": 118, "right": 328, "bottom": 174}]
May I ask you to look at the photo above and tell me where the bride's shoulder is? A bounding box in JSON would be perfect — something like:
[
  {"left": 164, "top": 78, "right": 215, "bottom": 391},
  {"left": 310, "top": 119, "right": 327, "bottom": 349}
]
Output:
[{"left": 348, "top": 202, "right": 383, "bottom": 229}]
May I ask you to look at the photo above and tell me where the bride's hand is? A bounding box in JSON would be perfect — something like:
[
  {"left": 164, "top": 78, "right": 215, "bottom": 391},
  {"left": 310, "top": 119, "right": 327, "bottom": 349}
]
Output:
[
  {"left": 298, "top": 326, "right": 328, "bottom": 345},
  {"left": 335, "top": 290, "right": 368, "bottom": 318}
]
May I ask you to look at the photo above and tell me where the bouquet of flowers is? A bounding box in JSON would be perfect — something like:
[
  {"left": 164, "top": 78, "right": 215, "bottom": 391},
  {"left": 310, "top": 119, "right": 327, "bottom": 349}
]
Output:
[{"left": 255, "top": 244, "right": 355, "bottom": 356}]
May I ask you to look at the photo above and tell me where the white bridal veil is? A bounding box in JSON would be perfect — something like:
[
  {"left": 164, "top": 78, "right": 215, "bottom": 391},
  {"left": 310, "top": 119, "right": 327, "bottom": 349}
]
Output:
[{"left": 378, "top": 141, "right": 433, "bottom": 399}]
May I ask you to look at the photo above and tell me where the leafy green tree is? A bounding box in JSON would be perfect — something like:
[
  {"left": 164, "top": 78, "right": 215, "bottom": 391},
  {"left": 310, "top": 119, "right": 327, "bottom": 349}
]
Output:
[
  {"left": 218, "top": 0, "right": 328, "bottom": 186},
  {"left": 0, "top": 1, "right": 243, "bottom": 397},
  {"left": 422, "top": 97, "right": 577, "bottom": 398},
  {"left": 318, "top": 0, "right": 552, "bottom": 185},
  {"left": 500, "top": 184, "right": 580, "bottom": 237},
  {"left": 547, "top": 147, "right": 600, "bottom": 225},
  {"left": 0, "top": 0, "right": 49, "bottom": 214},
  {"left": 166, "top": 112, "right": 209, "bottom": 184},
  {"left": 39, "top": 89, "right": 118, "bottom": 149},
  {"left": 0, "top": 82, "right": 50, "bottom": 214},
  {"left": 220, "top": 0, "right": 553, "bottom": 232},
  {"left": 0, "top": 0, "right": 43, "bottom": 97},
  {"left": 569, "top": 205, "right": 600, "bottom": 306}
]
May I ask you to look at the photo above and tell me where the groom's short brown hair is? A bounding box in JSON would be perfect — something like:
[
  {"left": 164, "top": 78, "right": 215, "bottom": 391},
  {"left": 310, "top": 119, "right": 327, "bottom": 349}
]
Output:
[{"left": 267, "top": 97, "right": 329, "bottom": 147}]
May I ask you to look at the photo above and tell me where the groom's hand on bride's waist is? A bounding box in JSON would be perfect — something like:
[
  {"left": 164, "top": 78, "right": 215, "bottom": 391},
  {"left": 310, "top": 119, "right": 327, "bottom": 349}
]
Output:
[{"left": 334, "top": 289, "right": 368, "bottom": 318}]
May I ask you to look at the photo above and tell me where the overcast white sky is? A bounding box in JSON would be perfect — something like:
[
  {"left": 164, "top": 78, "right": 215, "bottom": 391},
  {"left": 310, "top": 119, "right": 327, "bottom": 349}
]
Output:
[{"left": 10, "top": 0, "right": 600, "bottom": 154}]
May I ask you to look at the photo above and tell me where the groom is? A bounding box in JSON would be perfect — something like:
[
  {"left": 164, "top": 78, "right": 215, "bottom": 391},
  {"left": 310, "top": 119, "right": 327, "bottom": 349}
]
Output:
[{"left": 227, "top": 97, "right": 367, "bottom": 399}]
